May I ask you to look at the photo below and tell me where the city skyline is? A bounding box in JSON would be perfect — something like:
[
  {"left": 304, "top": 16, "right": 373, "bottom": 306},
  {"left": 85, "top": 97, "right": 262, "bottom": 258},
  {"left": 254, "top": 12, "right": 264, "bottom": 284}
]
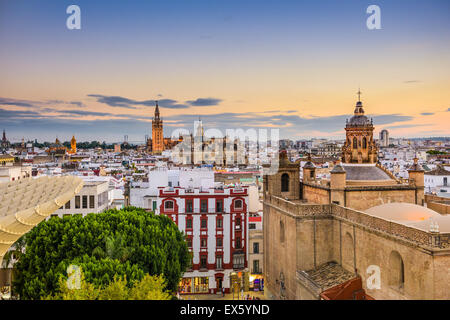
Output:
[{"left": 1, "top": 0, "right": 449, "bottom": 142}]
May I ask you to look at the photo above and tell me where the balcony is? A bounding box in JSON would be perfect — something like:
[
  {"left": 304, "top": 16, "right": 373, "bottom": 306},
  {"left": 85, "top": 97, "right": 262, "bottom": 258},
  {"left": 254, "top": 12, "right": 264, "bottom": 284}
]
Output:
[{"left": 232, "top": 252, "right": 245, "bottom": 270}]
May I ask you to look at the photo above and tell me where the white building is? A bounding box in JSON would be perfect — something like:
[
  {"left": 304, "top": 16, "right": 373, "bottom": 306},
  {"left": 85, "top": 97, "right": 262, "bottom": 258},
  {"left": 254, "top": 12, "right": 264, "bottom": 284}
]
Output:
[
  {"left": 424, "top": 165, "right": 450, "bottom": 196},
  {"left": 0, "top": 166, "right": 32, "bottom": 183},
  {"left": 51, "top": 178, "right": 109, "bottom": 218},
  {"left": 130, "top": 167, "right": 214, "bottom": 212}
]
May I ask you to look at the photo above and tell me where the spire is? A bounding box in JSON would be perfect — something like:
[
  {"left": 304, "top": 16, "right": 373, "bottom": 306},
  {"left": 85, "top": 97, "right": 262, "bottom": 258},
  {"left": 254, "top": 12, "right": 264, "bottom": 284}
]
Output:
[
  {"left": 154, "top": 101, "right": 160, "bottom": 120},
  {"left": 354, "top": 88, "right": 364, "bottom": 115}
]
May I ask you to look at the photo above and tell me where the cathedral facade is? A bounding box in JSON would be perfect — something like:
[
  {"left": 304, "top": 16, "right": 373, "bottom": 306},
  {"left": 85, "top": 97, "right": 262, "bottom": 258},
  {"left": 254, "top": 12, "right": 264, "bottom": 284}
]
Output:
[{"left": 262, "top": 94, "right": 450, "bottom": 300}]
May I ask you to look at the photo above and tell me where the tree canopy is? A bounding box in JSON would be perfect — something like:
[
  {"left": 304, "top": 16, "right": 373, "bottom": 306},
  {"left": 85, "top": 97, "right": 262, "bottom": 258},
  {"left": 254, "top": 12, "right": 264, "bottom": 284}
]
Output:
[
  {"left": 44, "top": 271, "right": 171, "bottom": 300},
  {"left": 13, "top": 207, "right": 190, "bottom": 300}
]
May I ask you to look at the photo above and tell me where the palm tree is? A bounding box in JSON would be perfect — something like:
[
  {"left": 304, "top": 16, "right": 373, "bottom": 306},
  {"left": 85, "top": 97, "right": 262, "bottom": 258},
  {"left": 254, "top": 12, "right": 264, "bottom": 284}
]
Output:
[
  {"left": 91, "top": 233, "right": 132, "bottom": 263},
  {"left": 1, "top": 236, "right": 26, "bottom": 269}
]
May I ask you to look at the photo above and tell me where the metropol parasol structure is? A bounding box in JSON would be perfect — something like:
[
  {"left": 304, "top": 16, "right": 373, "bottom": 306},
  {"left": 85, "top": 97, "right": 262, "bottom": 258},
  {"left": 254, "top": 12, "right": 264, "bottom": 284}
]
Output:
[{"left": 0, "top": 176, "right": 84, "bottom": 265}]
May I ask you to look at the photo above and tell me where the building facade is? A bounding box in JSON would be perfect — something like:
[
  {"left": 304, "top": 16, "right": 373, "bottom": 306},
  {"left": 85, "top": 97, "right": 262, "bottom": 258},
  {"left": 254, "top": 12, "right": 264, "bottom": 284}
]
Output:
[
  {"left": 157, "top": 185, "right": 249, "bottom": 294},
  {"left": 51, "top": 179, "right": 109, "bottom": 217}
]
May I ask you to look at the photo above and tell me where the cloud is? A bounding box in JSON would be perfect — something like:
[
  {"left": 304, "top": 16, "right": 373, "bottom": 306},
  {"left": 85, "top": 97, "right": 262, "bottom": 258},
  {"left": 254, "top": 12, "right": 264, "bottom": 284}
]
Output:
[
  {"left": 88, "top": 94, "right": 222, "bottom": 109},
  {"left": 185, "top": 98, "right": 222, "bottom": 106},
  {"left": 0, "top": 101, "right": 421, "bottom": 141},
  {"left": 0, "top": 108, "right": 41, "bottom": 118},
  {"left": 420, "top": 112, "right": 434, "bottom": 116},
  {"left": 0, "top": 97, "right": 37, "bottom": 108},
  {"left": 403, "top": 80, "right": 421, "bottom": 83}
]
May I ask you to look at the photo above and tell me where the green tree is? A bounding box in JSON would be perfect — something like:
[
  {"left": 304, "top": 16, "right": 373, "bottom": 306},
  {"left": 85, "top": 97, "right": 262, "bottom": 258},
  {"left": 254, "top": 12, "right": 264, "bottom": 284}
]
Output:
[
  {"left": 45, "top": 270, "right": 170, "bottom": 300},
  {"left": 13, "top": 207, "right": 190, "bottom": 299}
]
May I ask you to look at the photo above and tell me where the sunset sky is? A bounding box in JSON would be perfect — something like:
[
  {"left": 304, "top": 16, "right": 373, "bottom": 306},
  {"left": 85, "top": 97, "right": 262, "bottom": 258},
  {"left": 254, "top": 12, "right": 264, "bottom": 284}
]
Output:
[{"left": 1, "top": 0, "right": 449, "bottom": 142}]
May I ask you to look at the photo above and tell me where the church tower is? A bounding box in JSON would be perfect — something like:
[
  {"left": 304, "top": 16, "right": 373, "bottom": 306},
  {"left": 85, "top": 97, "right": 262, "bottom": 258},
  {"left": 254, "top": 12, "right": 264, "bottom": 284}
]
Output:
[
  {"left": 152, "top": 101, "right": 164, "bottom": 154},
  {"left": 70, "top": 135, "right": 77, "bottom": 154},
  {"left": 342, "top": 90, "right": 378, "bottom": 164}
]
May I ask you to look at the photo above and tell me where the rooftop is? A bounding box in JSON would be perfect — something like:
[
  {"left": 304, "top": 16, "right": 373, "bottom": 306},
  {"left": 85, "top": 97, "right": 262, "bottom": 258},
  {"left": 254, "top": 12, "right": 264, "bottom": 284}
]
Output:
[
  {"left": 426, "top": 165, "right": 450, "bottom": 176},
  {"left": 298, "top": 261, "right": 356, "bottom": 291},
  {"left": 342, "top": 164, "right": 393, "bottom": 181}
]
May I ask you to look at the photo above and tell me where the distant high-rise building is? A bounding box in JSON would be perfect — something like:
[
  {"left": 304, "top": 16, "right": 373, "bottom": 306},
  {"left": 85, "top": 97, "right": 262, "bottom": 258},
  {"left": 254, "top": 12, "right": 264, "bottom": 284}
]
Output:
[
  {"left": 152, "top": 101, "right": 164, "bottom": 154},
  {"left": 379, "top": 129, "right": 389, "bottom": 147}
]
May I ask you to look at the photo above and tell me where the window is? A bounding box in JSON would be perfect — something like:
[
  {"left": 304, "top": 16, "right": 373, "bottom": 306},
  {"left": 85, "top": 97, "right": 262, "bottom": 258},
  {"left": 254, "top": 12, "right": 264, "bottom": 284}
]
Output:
[
  {"left": 216, "top": 200, "right": 223, "bottom": 213},
  {"left": 280, "top": 220, "right": 285, "bottom": 243},
  {"left": 235, "top": 237, "right": 241, "bottom": 249},
  {"left": 362, "top": 137, "right": 367, "bottom": 149},
  {"left": 235, "top": 217, "right": 241, "bottom": 230},
  {"left": 233, "top": 253, "right": 245, "bottom": 269},
  {"left": 216, "top": 237, "right": 223, "bottom": 248},
  {"left": 186, "top": 199, "right": 193, "bottom": 213},
  {"left": 281, "top": 173, "right": 289, "bottom": 192},
  {"left": 200, "top": 199, "right": 208, "bottom": 213},
  {"left": 201, "top": 238, "right": 207, "bottom": 248},
  {"left": 97, "top": 191, "right": 108, "bottom": 208},
  {"left": 186, "top": 217, "right": 193, "bottom": 229},
  {"left": 216, "top": 255, "right": 223, "bottom": 269},
  {"left": 89, "top": 195, "right": 95, "bottom": 209},
  {"left": 75, "top": 196, "right": 80, "bottom": 209},
  {"left": 253, "top": 242, "right": 259, "bottom": 254},
  {"left": 444, "top": 177, "right": 448, "bottom": 186},
  {"left": 217, "top": 218, "right": 223, "bottom": 229},
  {"left": 165, "top": 200, "right": 174, "bottom": 210},
  {"left": 201, "top": 218, "right": 207, "bottom": 229},
  {"left": 187, "top": 237, "right": 192, "bottom": 248},
  {"left": 200, "top": 255, "right": 207, "bottom": 269},
  {"left": 65, "top": 201, "right": 70, "bottom": 209},
  {"left": 253, "top": 260, "right": 260, "bottom": 274},
  {"left": 234, "top": 199, "right": 243, "bottom": 209},
  {"left": 249, "top": 223, "right": 256, "bottom": 230},
  {"left": 353, "top": 137, "right": 357, "bottom": 148}
]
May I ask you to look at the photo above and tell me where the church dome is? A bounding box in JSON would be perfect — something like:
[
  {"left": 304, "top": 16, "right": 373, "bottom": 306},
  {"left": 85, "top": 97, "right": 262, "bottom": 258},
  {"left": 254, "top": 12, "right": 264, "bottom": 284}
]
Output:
[
  {"left": 347, "top": 115, "right": 371, "bottom": 126},
  {"left": 365, "top": 203, "right": 440, "bottom": 223}
]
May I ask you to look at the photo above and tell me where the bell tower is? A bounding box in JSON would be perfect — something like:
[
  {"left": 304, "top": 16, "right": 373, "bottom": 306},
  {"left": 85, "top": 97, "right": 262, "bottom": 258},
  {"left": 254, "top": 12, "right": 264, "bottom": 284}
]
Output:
[
  {"left": 342, "top": 90, "right": 378, "bottom": 164},
  {"left": 152, "top": 101, "right": 164, "bottom": 154}
]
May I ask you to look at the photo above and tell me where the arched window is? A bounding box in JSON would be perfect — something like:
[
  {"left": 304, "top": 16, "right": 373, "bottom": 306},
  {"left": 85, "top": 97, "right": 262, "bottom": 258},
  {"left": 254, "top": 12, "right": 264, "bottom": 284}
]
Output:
[
  {"left": 234, "top": 199, "right": 243, "bottom": 209},
  {"left": 343, "top": 232, "right": 354, "bottom": 271},
  {"left": 362, "top": 137, "right": 367, "bottom": 149},
  {"left": 353, "top": 137, "right": 358, "bottom": 148},
  {"left": 281, "top": 173, "right": 289, "bottom": 192},
  {"left": 389, "top": 251, "right": 405, "bottom": 290},
  {"left": 164, "top": 200, "right": 174, "bottom": 210}
]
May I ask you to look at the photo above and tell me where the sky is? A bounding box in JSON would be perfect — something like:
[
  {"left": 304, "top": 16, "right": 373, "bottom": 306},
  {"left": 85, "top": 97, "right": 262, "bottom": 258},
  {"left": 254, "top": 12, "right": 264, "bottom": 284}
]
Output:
[{"left": 0, "top": 0, "right": 449, "bottom": 143}]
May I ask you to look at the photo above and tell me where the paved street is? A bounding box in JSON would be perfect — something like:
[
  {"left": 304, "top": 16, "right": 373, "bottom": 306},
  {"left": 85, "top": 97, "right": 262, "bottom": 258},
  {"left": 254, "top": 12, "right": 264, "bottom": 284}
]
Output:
[{"left": 180, "top": 290, "right": 266, "bottom": 300}]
